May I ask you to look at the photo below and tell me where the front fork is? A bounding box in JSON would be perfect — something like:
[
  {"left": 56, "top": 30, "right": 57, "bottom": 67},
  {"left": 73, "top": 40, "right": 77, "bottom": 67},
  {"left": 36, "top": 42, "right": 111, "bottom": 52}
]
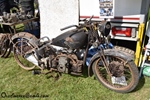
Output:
[{"left": 98, "top": 47, "right": 112, "bottom": 76}]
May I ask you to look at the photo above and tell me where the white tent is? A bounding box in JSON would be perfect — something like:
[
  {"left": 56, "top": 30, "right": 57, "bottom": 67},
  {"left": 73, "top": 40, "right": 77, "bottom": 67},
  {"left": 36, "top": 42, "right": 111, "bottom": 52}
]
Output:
[{"left": 38, "top": 0, "right": 79, "bottom": 39}]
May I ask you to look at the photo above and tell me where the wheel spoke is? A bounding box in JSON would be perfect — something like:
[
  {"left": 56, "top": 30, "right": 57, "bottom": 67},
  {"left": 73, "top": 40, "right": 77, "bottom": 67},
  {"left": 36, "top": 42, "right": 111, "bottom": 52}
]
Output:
[
  {"left": 92, "top": 51, "right": 139, "bottom": 93},
  {"left": 13, "top": 38, "right": 36, "bottom": 70}
]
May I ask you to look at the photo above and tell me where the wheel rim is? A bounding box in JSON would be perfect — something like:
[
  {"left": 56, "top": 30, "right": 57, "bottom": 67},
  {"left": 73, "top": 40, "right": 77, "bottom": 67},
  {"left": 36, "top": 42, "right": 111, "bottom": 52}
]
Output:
[
  {"left": 0, "top": 37, "right": 10, "bottom": 58},
  {"left": 93, "top": 55, "right": 134, "bottom": 90},
  {"left": 13, "top": 38, "right": 36, "bottom": 70}
]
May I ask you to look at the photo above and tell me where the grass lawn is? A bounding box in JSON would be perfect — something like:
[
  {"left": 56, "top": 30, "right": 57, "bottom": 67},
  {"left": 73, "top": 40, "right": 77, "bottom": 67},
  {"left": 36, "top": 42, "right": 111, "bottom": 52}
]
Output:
[
  {"left": 0, "top": 53, "right": 150, "bottom": 100},
  {"left": 0, "top": 24, "right": 149, "bottom": 100}
]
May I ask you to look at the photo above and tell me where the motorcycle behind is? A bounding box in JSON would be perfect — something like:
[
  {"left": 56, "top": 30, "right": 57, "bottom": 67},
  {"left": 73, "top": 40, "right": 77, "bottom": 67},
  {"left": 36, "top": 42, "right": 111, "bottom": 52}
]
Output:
[{"left": 11, "top": 16, "right": 139, "bottom": 93}]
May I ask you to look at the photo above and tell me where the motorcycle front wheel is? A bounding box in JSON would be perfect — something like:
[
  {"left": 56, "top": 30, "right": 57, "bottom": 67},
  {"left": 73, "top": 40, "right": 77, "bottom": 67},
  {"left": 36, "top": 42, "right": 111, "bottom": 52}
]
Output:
[{"left": 92, "top": 49, "right": 139, "bottom": 93}]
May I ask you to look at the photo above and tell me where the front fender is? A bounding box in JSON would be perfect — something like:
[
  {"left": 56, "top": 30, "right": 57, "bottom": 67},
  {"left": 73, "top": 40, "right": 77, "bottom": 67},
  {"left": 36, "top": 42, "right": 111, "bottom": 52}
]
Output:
[{"left": 88, "top": 49, "right": 134, "bottom": 76}]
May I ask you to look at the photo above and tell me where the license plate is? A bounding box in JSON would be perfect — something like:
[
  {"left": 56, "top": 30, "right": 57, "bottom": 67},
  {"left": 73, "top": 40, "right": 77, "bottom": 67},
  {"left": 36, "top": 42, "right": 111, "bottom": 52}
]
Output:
[{"left": 111, "top": 76, "right": 127, "bottom": 86}]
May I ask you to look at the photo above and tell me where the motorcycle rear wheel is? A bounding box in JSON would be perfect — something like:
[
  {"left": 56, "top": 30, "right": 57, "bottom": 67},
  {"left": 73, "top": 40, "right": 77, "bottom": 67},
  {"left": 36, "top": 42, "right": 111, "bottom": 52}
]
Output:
[
  {"left": 92, "top": 49, "right": 139, "bottom": 93},
  {"left": 12, "top": 32, "right": 38, "bottom": 70}
]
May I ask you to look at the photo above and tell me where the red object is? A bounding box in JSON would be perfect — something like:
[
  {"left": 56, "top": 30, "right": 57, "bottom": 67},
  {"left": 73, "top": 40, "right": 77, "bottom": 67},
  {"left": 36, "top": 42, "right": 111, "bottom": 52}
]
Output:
[{"left": 112, "top": 27, "right": 131, "bottom": 37}]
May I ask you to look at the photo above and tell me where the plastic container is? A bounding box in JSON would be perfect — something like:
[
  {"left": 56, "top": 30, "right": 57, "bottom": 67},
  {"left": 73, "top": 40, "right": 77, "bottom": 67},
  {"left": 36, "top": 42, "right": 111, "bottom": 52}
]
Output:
[{"left": 143, "top": 66, "right": 150, "bottom": 77}]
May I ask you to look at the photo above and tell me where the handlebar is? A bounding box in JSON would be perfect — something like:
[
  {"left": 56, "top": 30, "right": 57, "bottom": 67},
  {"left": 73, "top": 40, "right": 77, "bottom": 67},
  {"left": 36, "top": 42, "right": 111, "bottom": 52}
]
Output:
[
  {"left": 87, "top": 15, "right": 94, "bottom": 23},
  {"left": 60, "top": 25, "right": 79, "bottom": 31},
  {"left": 60, "top": 15, "right": 95, "bottom": 31}
]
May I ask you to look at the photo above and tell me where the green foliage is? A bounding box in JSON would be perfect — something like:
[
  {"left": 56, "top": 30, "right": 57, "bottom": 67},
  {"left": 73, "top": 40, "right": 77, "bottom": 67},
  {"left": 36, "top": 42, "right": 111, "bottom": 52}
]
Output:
[
  {"left": 0, "top": 54, "right": 150, "bottom": 100},
  {"left": 15, "top": 24, "right": 24, "bottom": 32},
  {"left": 148, "top": 7, "right": 150, "bottom": 20}
]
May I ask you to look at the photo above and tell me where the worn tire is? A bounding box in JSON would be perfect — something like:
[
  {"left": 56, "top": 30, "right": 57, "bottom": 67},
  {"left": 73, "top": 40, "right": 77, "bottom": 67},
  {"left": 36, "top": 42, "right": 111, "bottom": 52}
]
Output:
[
  {"left": 113, "top": 46, "right": 135, "bottom": 56},
  {"left": 91, "top": 49, "right": 139, "bottom": 93}
]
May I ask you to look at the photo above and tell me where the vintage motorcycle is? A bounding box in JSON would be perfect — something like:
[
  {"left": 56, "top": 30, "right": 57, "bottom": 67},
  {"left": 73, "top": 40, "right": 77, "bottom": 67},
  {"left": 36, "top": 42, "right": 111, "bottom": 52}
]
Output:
[{"left": 10, "top": 16, "right": 139, "bottom": 93}]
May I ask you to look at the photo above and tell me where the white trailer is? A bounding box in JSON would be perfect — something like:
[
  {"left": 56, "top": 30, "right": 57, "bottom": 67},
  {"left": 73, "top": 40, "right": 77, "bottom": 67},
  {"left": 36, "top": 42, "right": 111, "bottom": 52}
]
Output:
[
  {"left": 39, "top": 0, "right": 150, "bottom": 66},
  {"left": 79, "top": 0, "right": 150, "bottom": 66}
]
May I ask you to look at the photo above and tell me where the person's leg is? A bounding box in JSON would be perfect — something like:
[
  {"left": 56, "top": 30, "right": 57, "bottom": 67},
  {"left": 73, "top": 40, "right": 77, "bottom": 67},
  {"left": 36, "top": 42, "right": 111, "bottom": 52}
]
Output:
[
  {"left": 0, "top": 1, "right": 10, "bottom": 13},
  {"left": 20, "top": 0, "right": 35, "bottom": 16},
  {"left": 0, "top": 1, "right": 10, "bottom": 33}
]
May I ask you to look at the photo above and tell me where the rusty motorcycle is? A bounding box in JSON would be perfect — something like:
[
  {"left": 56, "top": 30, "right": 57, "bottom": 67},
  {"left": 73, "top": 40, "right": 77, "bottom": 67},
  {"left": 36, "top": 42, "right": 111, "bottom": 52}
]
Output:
[{"left": 10, "top": 16, "right": 139, "bottom": 93}]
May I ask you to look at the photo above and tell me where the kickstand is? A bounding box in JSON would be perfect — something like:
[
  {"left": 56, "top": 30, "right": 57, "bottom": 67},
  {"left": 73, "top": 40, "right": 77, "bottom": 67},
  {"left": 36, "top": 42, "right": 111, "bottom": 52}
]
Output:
[
  {"left": 46, "top": 72, "right": 62, "bottom": 81},
  {"left": 32, "top": 68, "right": 62, "bottom": 81}
]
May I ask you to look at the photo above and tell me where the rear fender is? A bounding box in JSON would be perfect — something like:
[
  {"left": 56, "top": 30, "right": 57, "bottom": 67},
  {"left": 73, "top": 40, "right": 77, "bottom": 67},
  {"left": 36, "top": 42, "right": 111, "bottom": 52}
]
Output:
[
  {"left": 10, "top": 32, "right": 39, "bottom": 48},
  {"left": 88, "top": 49, "right": 134, "bottom": 76}
]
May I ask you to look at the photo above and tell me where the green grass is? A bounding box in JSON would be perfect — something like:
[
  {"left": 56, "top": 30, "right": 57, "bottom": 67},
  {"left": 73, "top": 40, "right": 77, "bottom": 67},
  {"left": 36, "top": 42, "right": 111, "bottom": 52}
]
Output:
[{"left": 0, "top": 53, "right": 150, "bottom": 100}]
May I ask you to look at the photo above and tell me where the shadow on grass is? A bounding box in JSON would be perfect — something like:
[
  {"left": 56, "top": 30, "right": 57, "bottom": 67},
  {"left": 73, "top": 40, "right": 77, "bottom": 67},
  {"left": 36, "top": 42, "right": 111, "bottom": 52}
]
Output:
[
  {"left": 132, "top": 76, "right": 145, "bottom": 92},
  {"left": 69, "top": 66, "right": 89, "bottom": 78},
  {"left": 30, "top": 65, "right": 90, "bottom": 80}
]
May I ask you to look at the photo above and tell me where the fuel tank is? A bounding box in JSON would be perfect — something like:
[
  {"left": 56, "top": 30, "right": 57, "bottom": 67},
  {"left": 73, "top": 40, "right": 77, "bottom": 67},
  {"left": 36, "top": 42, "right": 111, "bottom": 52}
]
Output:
[{"left": 52, "top": 29, "right": 88, "bottom": 49}]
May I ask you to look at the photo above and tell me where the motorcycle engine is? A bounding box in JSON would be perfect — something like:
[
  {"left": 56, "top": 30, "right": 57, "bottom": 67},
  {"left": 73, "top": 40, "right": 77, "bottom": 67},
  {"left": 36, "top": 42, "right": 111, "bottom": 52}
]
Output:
[
  {"left": 76, "top": 49, "right": 85, "bottom": 60},
  {"left": 57, "top": 56, "right": 70, "bottom": 73},
  {"left": 54, "top": 51, "right": 83, "bottom": 75}
]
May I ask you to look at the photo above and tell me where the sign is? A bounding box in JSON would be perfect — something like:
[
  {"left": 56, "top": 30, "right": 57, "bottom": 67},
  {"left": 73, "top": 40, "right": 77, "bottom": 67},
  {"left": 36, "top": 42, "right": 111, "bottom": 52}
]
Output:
[{"left": 99, "top": 0, "right": 114, "bottom": 18}]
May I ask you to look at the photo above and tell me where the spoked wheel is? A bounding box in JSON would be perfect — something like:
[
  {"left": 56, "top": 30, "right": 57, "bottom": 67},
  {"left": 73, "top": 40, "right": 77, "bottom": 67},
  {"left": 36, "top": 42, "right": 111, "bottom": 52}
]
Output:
[
  {"left": 92, "top": 49, "right": 139, "bottom": 93},
  {"left": 12, "top": 32, "right": 39, "bottom": 70},
  {"left": 113, "top": 46, "right": 135, "bottom": 56},
  {"left": 0, "top": 34, "right": 11, "bottom": 58}
]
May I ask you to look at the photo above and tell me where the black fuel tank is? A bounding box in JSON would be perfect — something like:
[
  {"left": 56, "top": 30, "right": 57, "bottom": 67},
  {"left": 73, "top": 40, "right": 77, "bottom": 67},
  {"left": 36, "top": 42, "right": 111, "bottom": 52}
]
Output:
[{"left": 52, "top": 29, "right": 88, "bottom": 49}]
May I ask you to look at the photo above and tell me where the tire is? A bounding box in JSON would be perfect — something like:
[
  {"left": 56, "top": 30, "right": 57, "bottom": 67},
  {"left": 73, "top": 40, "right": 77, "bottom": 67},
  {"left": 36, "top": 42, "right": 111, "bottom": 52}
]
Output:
[
  {"left": 0, "top": 34, "right": 11, "bottom": 58},
  {"left": 12, "top": 32, "right": 39, "bottom": 70},
  {"left": 92, "top": 49, "right": 139, "bottom": 93},
  {"left": 113, "top": 46, "right": 135, "bottom": 56}
]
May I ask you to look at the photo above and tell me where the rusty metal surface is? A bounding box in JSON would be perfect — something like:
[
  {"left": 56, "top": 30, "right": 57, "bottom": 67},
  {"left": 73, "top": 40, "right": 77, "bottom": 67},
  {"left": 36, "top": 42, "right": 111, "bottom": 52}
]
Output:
[
  {"left": 0, "top": 16, "right": 38, "bottom": 58},
  {"left": 12, "top": 32, "right": 39, "bottom": 70},
  {"left": 0, "top": 33, "right": 11, "bottom": 58},
  {"left": 109, "top": 61, "right": 124, "bottom": 77},
  {"left": 0, "top": 17, "right": 38, "bottom": 26},
  {"left": 11, "top": 32, "right": 39, "bottom": 48}
]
